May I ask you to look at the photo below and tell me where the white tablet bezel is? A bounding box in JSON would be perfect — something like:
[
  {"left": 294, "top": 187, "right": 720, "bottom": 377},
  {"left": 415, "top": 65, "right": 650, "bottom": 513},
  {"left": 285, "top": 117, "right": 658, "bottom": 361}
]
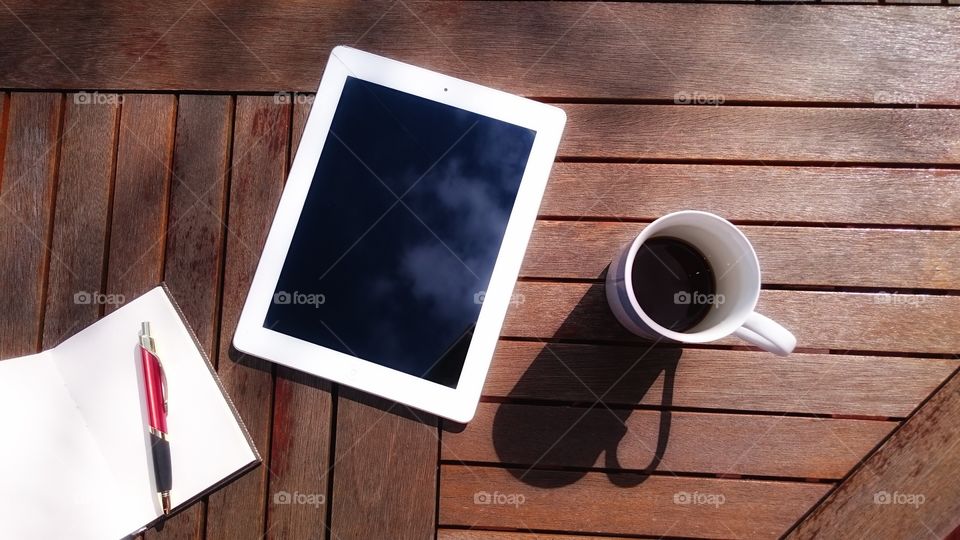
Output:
[{"left": 233, "top": 46, "right": 565, "bottom": 423}]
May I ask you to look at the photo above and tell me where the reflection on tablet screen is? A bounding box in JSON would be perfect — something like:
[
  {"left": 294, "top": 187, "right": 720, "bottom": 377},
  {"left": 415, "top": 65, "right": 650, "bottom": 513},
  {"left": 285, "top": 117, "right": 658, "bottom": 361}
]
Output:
[{"left": 265, "top": 77, "right": 535, "bottom": 388}]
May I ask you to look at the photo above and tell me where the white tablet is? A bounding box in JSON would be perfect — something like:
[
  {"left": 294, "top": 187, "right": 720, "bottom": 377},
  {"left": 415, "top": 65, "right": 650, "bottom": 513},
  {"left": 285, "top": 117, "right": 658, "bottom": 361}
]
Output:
[{"left": 234, "top": 46, "right": 565, "bottom": 423}]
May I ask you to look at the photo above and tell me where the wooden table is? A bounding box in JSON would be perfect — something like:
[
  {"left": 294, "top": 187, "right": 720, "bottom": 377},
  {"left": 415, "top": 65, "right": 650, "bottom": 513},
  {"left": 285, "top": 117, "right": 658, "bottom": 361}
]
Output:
[{"left": 1, "top": 2, "right": 958, "bottom": 539}]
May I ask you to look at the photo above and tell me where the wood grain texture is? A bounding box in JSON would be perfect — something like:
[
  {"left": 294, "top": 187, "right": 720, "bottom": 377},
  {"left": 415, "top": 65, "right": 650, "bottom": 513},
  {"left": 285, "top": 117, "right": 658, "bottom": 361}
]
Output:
[
  {"left": 146, "top": 95, "right": 233, "bottom": 540},
  {"left": 40, "top": 94, "right": 118, "bottom": 348},
  {"left": 104, "top": 94, "right": 175, "bottom": 309},
  {"left": 0, "top": 93, "right": 61, "bottom": 358},
  {"left": 560, "top": 105, "right": 960, "bottom": 164},
  {"left": 444, "top": 403, "right": 894, "bottom": 479},
  {"left": 541, "top": 163, "right": 960, "bottom": 226},
  {"left": 96, "top": 95, "right": 173, "bottom": 540},
  {"left": 0, "top": 3, "right": 958, "bottom": 104},
  {"left": 503, "top": 282, "right": 960, "bottom": 354},
  {"left": 788, "top": 366, "right": 960, "bottom": 539},
  {"left": 522, "top": 221, "right": 960, "bottom": 289},
  {"left": 204, "top": 96, "right": 288, "bottom": 539},
  {"left": 329, "top": 388, "right": 438, "bottom": 540},
  {"left": 439, "top": 532, "right": 630, "bottom": 540},
  {"left": 439, "top": 465, "right": 830, "bottom": 538},
  {"left": 484, "top": 342, "right": 956, "bottom": 417},
  {"left": 266, "top": 97, "right": 335, "bottom": 540},
  {"left": 267, "top": 369, "right": 333, "bottom": 540}
]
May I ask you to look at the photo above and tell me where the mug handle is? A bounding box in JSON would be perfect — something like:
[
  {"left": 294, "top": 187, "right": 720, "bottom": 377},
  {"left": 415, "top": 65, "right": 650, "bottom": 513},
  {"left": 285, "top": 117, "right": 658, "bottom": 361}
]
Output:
[{"left": 733, "top": 312, "right": 796, "bottom": 356}]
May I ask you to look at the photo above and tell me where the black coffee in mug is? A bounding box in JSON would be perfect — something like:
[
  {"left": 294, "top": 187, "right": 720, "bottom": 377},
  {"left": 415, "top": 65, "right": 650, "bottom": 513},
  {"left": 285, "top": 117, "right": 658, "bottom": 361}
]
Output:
[{"left": 630, "top": 236, "right": 716, "bottom": 332}]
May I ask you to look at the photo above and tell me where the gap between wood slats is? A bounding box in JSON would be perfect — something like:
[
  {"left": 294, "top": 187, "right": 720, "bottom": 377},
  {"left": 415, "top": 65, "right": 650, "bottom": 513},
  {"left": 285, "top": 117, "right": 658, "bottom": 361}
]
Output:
[
  {"left": 0, "top": 93, "right": 11, "bottom": 171},
  {"left": 537, "top": 218, "right": 960, "bottom": 232},
  {"left": 437, "top": 528, "right": 693, "bottom": 540},
  {"left": 496, "top": 336, "right": 960, "bottom": 359},
  {"left": 497, "top": 336, "right": 960, "bottom": 360},
  {"left": 556, "top": 157, "right": 960, "bottom": 169},
  {"left": 518, "top": 278, "right": 960, "bottom": 297},
  {"left": 476, "top": 397, "right": 901, "bottom": 421},
  {"left": 100, "top": 97, "right": 122, "bottom": 321},
  {"left": 0, "top": 93, "right": 10, "bottom": 192},
  {"left": 211, "top": 96, "right": 237, "bottom": 372},
  {"left": 8, "top": 90, "right": 960, "bottom": 110},
  {"left": 33, "top": 94, "right": 66, "bottom": 352},
  {"left": 440, "top": 461, "right": 840, "bottom": 484}
]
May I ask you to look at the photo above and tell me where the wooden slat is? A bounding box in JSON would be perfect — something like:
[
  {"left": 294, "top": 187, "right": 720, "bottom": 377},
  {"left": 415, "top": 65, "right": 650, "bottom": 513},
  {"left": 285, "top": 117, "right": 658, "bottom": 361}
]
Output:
[
  {"left": 266, "top": 96, "right": 335, "bottom": 539},
  {"left": 267, "top": 370, "right": 333, "bottom": 538},
  {"left": 439, "top": 465, "right": 830, "bottom": 539},
  {"left": 541, "top": 163, "right": 960, "bottom": 226},
  {"left": 522, "top": 221, "right": 960, "bottom": 289},
  {"left": 788, "top": 366, "right": 960, "bottom": 539},
  {"left": 329, "top": 389, "right": 438, "bottom": 539},
  {"left": 503, "top": 283, "right": 960, "bottom": 354},
  {"left": 560, "top": 105, "right": 960, "bottom": 164},
  {"left": 104, "top": 94, "right": 176, "bottom": 309},
  {"left": 41, "top": 94, "right": 118, "bottom": 348},
  {"left": 439, "top": 532, "right": 627, "bottom": 540},
  {"left": 146, "top": 95, "right": 233, "bottom": 540},
  {"left": 96, "top": 94, "right": 174, "bottom": 540},
  {"left": 444, "top": 403, "right": 894, "bottom": 479},
  {"left": 484, "top": 342, "right": 956, "bottom": 418},
  {"left": 0, "top": 93, "right": 61, "bottom": 358},
  {"left": 0, "top": 3, "right": 958, "bottom": 104},
  {"left": 99, "top": 95, "right": 174, "bottom": 540},
  {"left": 204, "top": 96, "right": 288, "bottom": 539}
]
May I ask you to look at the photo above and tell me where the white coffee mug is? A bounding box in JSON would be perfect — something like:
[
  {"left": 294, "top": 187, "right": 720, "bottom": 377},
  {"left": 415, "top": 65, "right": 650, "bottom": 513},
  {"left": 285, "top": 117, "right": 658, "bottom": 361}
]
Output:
[{"left": 605, "top": 210, "right": 796, "bottom": 356}]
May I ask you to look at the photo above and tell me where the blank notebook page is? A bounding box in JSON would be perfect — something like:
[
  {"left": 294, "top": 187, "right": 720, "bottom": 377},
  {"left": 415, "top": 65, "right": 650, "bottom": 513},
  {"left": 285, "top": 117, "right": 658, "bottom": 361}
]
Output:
[{"left": 0, "top": 287, "right": 258, "bottom": 540}]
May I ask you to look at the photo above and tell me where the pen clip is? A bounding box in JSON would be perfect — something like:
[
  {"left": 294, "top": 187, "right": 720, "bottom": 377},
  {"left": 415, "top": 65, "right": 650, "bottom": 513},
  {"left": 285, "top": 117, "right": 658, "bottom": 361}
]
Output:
[
  {"left": 158, "top": 358, "right": 168, "bottom": 413},
  {"left": 140, "top": 321, "right": 168, "bottom": 413}
]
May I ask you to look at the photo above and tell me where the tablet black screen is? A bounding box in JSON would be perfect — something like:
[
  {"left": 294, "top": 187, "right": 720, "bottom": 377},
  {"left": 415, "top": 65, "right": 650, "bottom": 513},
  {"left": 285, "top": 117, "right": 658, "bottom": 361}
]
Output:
[{"left": 265, "top": 77, "right": 536, "bottom": 388}]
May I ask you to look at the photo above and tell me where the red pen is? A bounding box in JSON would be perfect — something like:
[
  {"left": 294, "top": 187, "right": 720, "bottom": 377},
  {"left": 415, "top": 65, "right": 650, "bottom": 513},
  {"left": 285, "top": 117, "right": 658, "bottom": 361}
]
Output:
[{"left": 139, "top": 322, "right": 172, "bottom": 515}]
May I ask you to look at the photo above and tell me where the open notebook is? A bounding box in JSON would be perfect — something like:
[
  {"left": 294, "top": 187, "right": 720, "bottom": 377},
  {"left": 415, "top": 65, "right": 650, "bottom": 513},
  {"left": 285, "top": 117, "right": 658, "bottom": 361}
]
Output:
[{"left": 0, "top": 286, "right": 260, "bottom": 539}]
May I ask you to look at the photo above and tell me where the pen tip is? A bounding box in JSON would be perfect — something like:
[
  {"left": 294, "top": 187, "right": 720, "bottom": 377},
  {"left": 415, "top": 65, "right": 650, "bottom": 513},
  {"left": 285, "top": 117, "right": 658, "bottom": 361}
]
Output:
[
  {"left": 161, "top": 491, "right": 171, "bottom": 515},
  {"left": 141, "top": 321, "right": 151, "bottom": 336}
]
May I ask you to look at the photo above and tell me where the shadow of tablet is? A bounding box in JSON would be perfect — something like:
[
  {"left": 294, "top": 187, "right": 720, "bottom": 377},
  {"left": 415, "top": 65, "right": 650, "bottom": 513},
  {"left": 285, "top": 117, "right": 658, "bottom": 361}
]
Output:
[
  {"left": 228, "top": 342, "right": 437, "bottom": 426},
  {"left": 485, "top": 281, "right": 681, "bottom": 489},
  {"left": 227, "top": 344, "right": 276, "bottom": 376}
]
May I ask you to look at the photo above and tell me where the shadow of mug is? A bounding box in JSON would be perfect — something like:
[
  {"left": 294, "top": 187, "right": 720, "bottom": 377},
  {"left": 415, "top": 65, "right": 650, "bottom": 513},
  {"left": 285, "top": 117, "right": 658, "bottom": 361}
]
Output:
[{"left": 490, "top": 289, "right": 681, "bottom": 488}]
